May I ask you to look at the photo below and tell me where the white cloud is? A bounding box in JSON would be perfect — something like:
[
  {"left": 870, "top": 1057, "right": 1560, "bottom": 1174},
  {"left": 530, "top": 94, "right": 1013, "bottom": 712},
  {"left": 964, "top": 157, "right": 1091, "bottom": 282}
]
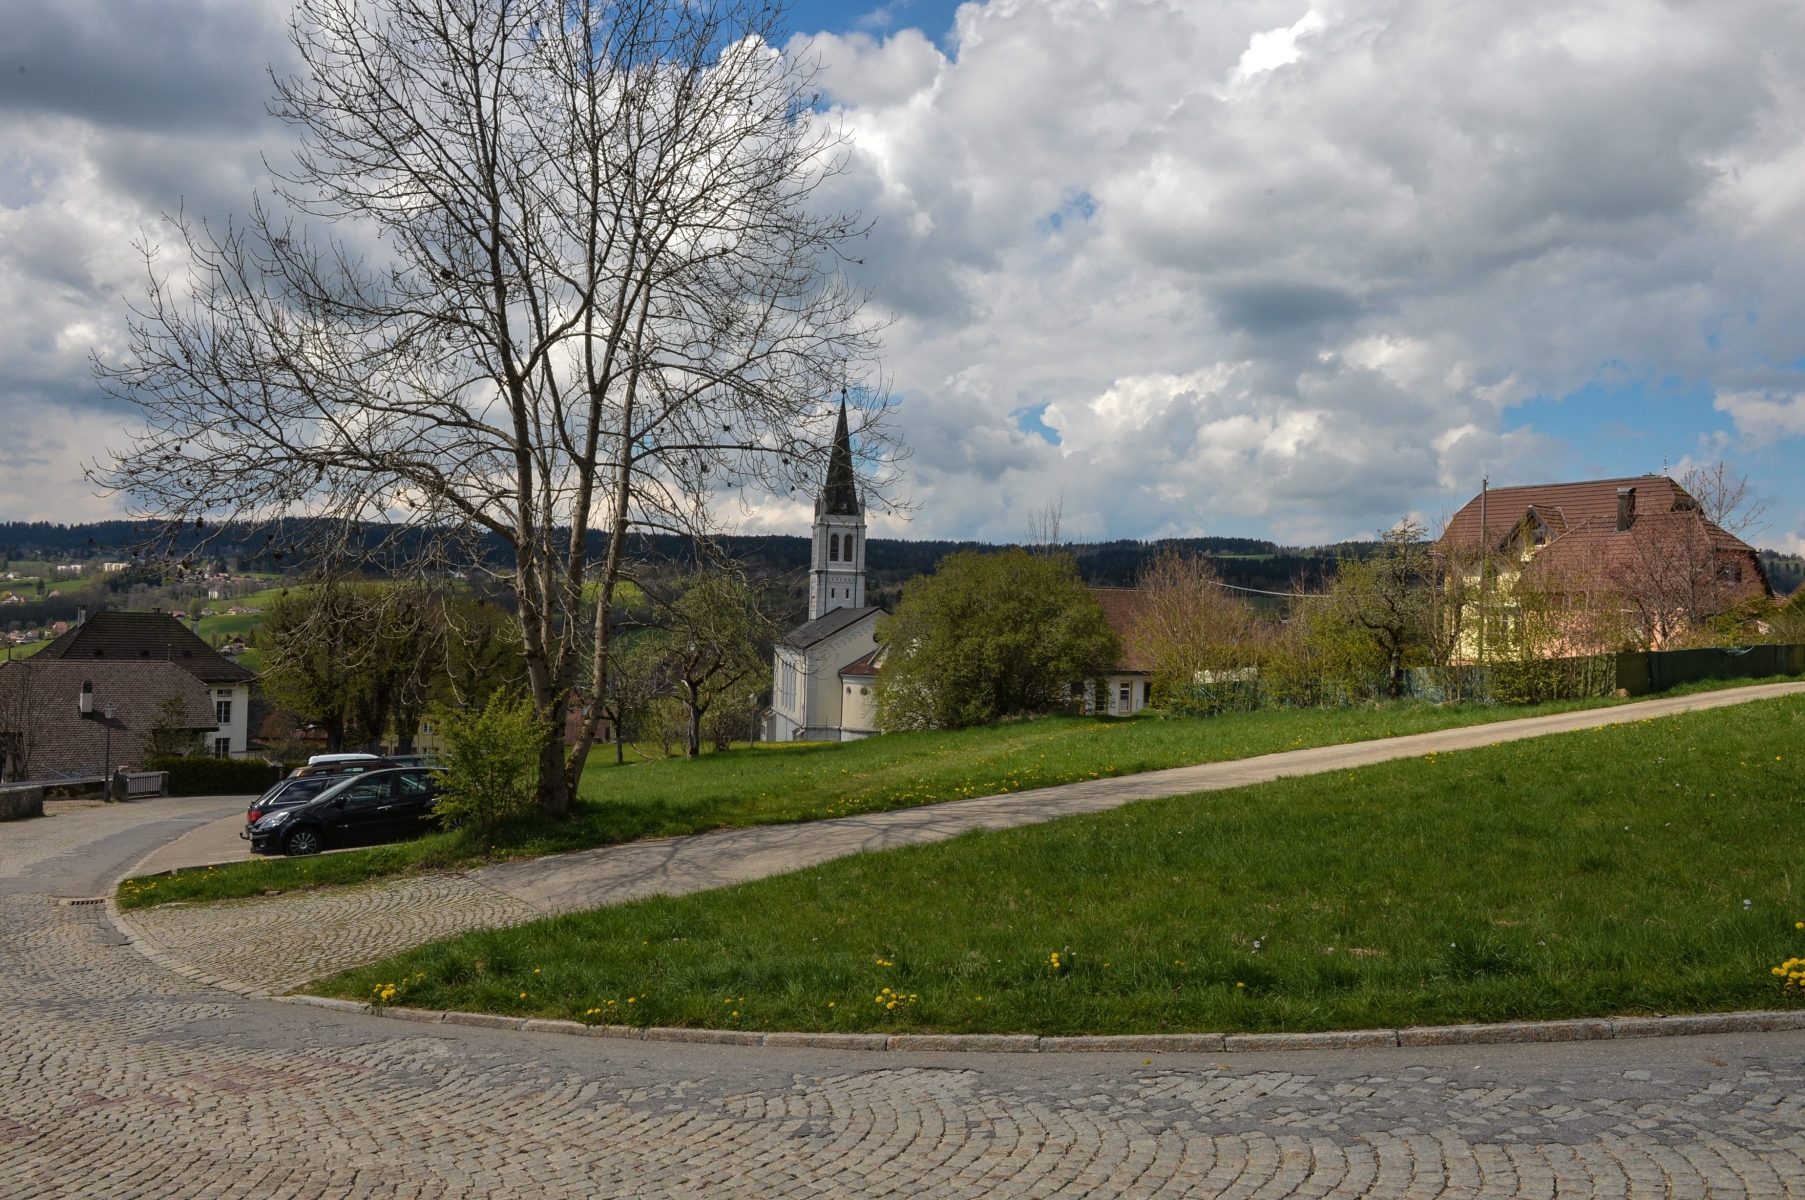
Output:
[
  {"left": 1715, "top": 389, "right": 1805, "bottom": 440},
  {"left": 790, "top": 0, "right": 1805, "bottom": 540},
  {"left": 1231, "top": 8, "right": 1326, "bottom": 82}
]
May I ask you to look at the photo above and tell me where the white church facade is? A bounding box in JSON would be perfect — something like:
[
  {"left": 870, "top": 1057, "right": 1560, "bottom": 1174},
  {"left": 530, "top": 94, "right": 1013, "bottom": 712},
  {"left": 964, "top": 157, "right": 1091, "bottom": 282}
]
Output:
[{"left": 766, "top": 402, "right": 886, "bottom": 742}]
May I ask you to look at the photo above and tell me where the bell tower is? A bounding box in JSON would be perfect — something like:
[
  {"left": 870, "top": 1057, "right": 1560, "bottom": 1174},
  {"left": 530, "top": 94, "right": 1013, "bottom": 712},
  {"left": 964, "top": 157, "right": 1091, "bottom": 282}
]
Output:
[{"left": 809, "top": 399, "right": 866, "bottom": 619}]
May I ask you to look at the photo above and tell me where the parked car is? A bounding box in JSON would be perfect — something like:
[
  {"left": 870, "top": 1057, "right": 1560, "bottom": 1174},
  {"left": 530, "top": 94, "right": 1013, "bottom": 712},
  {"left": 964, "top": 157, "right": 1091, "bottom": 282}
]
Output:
[
  {"left": 244, "top": 767, "right": 443, "bottom": 856},
  {"left": 291, "top": 755, "right": 403, "bottom": 778},
  {"left": 244, "top": 775, "right": 340, "bottom": 827}
]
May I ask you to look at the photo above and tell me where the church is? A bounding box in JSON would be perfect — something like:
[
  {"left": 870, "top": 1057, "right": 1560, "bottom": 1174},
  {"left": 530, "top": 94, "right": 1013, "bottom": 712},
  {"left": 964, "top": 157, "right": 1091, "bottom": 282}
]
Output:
[{"left": 764, "top": 403, "right": 885, "bottom": 742}]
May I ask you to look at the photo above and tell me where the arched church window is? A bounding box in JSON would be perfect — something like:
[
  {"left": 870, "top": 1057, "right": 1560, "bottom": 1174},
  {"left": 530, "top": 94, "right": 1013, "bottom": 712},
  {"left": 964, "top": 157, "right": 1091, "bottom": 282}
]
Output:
[{"left": 829, "top": 533, "right": 840, "bottom": 561}]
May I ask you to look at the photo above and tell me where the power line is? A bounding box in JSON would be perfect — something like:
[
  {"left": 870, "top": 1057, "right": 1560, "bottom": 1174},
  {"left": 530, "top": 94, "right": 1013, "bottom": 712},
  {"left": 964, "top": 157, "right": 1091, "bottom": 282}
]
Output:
[{"left": 1206, "top": 578, "right": 1329, "bottom": 600}]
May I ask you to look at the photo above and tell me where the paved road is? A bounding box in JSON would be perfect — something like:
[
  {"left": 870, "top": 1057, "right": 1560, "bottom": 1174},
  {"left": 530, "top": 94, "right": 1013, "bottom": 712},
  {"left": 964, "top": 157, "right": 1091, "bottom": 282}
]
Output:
[{"left": 9, "top": 800, "right": 1805, "bottom": 1196}]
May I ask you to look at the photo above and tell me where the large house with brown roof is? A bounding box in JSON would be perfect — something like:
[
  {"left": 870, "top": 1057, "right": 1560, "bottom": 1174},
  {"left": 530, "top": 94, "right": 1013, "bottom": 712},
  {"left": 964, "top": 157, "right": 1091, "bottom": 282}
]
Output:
[
  {"left": 29, "top": 609, "right": 256, "bottom": 756},
  {"left": 0, "top": 658, "right": 218, "bottom": 782},
  {"left": 1437, "top": 475, "right": 1771, "bottom": 654}
]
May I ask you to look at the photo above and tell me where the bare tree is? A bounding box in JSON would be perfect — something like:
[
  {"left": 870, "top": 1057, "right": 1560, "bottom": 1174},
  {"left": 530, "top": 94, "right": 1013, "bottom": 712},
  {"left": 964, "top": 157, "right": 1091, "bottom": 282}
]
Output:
[
  {"left": 1328, "top": 519, "right": 1432, "bottom": 697},
  {"left": 93, "top": 0, "right": 900, "bottom": 811},
  {"left": 1679, "top": 461, "right": 1768, "bottom": 539},
  {"left": 640, "top": 565, "right": 770, "bottom": 758},
  {"left": 0, "top": 661, "right": 40, "bottom": 783},
  {"left": 1025, "top": 498, "right": 1064, "bottom": 553},
  {"left": 1609, "top": 514, "right": 1742, "bottom": 648},
  {"left": 1130, "top": 551, "right": 1265, "bottom": 703}
]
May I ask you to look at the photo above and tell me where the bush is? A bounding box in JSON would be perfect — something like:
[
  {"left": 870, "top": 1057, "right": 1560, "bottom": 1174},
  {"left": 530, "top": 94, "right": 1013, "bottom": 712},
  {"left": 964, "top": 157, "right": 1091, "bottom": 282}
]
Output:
[
  {"left": 875, "top": 549, "right": 1119, "bottom": 731},
  {"left": 429, "top": 691, "right": 544, "bottom": 828},
  {"left": 149, "top": 756, "right": 283, "bottom": 797}
]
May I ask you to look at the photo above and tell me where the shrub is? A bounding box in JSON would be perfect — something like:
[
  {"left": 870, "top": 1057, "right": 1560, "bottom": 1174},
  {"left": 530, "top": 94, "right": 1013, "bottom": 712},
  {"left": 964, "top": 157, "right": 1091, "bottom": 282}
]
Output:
[
  {"left": 429, "top": 690, "right": 544, "bottom": 828},
  {"left": 874, "top": 549, "right": 1119, "bottom": 731},
  {"left": 149, "top": 756, "right": 283, "bottom": 797}
]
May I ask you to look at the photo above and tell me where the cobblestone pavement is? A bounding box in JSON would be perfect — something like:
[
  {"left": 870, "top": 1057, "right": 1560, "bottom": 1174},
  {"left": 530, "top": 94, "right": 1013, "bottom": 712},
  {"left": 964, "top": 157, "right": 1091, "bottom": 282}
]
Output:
[
  {"left": 12, "top": 888, "right": 1805, "bottom": 1197},
  {"left": 127, "top": 875, "right": 543, "bottom": 993}
]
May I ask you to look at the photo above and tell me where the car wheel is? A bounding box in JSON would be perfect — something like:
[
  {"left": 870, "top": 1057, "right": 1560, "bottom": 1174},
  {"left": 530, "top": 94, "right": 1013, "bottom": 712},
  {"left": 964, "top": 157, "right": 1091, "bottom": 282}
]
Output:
[{"left": 284, "top": 828, "right": 324, "bottom": 857}]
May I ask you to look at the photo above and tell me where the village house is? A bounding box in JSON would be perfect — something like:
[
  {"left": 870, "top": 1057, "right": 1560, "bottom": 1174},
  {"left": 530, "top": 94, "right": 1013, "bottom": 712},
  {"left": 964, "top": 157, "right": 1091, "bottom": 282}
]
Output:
[
  {"left": 27, "top": 609, "right": 256, "bottom": 756},
  {"left": 1437, "top": 474, "right": 1771, "bottom": 655},
  {"left": 1086, "top": 588, "right": 1155, "bottom": 716},
  {"left": 0, "top": 659, "right": 218, "bottom": 782}
]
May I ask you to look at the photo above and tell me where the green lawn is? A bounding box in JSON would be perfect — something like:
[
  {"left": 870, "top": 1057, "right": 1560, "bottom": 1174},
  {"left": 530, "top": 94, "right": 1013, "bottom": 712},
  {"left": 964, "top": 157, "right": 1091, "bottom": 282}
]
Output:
[
  {"left": 115, "top": 676, "right": 1799, "bottom": 911},
  {"left": 309, "top": 695, "right": 1805, "bottom": 1034}
]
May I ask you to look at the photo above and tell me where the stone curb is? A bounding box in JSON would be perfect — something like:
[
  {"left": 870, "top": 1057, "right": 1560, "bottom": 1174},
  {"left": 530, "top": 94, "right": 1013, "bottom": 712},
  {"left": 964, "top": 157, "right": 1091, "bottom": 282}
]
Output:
[
  {"left": 103, "top": 896, "right": 1805, "bottom": 1055},
  {"left": 255, "top": 996, "right": 1805, "bottom": 1054}
]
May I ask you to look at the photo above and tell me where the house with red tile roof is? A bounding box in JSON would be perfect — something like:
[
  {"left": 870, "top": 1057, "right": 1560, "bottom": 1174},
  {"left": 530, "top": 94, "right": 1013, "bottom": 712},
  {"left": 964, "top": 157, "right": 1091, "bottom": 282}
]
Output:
[
  {"left": 1437, "top": 475, "right": 1771, "bottom": 653},
  {"left": 0, "top": 659, "right": 217, "bottom": 782}
]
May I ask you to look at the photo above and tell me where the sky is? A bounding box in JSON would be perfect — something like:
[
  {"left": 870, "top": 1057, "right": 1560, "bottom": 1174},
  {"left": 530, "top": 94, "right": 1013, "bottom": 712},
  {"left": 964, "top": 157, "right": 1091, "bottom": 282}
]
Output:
[{"left": 3, "top": 0, "right": 1804, "bottom": 551}]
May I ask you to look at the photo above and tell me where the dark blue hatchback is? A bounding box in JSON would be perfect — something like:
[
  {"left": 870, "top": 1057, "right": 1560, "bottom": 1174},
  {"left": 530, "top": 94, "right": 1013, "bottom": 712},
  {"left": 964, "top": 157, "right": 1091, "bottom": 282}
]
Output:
[{"left": 245, "top": 767, "right": 442, "bottom": 856}]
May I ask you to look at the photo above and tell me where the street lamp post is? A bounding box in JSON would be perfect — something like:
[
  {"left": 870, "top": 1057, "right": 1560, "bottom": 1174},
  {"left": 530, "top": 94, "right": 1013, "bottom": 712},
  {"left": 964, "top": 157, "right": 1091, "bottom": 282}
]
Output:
[
  {"left": 103, "top": 703, "right": 115, "bottom": 785},
  {"left": 80, "top": 680, "right": 117, "bottom": 793}
]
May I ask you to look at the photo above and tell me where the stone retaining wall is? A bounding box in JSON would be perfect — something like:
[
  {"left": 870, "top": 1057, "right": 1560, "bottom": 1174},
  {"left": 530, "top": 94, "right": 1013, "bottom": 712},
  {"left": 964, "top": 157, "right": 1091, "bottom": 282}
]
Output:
[{"left": 0, "top": 783, "right": 45, "bottom": 820}]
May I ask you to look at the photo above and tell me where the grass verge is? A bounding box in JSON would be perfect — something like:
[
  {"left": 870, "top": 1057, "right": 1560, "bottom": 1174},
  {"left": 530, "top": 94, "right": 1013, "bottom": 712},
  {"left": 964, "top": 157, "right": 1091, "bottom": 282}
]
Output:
[
  {"left": 117, "top": 675, "right": 1802, "bottom": 911},
  {"left": 309, "top": 695, "right": 1805, "bottom": 1034}
]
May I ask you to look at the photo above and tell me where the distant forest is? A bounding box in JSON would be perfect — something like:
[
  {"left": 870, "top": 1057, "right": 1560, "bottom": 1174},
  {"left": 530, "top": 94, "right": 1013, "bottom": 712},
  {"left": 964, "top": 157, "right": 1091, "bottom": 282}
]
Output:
[
  {"left": 4, "top": 521, "right": 1797, "bottom": 616},
  {"left": 0, "top": 520, "right": 1373, "bottom": 606}
]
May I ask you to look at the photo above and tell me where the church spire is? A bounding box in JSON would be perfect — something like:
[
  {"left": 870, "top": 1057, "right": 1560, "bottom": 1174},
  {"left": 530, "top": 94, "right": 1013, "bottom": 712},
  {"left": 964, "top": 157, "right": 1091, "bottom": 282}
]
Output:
[
  {"left": 819, "top": 395, "right": 861, "bottom": 516},
  {"left": 808, "top": 391, "right": 866, "bottom": 619}
]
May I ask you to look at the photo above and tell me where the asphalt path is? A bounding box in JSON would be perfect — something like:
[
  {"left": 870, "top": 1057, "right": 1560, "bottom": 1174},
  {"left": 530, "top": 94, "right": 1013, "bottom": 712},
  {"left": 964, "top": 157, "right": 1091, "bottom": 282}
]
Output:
[{"left": 479, "top": 679, "right": 1805, "bottom": 913}]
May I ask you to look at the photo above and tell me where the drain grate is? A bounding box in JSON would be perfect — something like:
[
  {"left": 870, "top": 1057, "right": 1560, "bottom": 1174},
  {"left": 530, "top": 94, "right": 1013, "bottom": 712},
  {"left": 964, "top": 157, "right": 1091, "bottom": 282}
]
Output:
[{"left": 58, "top": 897, "right": 107, "bottom": 907}]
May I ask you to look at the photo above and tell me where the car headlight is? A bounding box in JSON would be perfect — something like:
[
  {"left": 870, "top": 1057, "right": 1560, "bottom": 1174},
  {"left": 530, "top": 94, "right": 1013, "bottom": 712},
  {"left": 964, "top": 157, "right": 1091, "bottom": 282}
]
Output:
[{"left": 256, "top": 810, "right": 293, "bottom": 829}]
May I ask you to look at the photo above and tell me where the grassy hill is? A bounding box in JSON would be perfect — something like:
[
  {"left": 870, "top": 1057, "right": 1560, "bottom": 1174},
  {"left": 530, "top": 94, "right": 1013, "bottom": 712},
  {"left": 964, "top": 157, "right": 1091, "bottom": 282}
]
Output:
[
  {"left": 117, "top": 678, "right": 1791, "bottom": 911},
  {"left": 312, "top": 694, "right": 1805, "bottom": 1035}
]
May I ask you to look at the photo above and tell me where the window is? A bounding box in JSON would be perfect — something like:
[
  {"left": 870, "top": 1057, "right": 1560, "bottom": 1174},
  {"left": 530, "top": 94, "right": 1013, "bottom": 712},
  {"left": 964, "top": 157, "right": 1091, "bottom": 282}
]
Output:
[
  {"left": 343, "top": 777, "right": 393, "bottom": 806},
  {"left": 215, "top": 699, "right": 232, "bottom": 725},
  {"left": 830, "top": 533, "right": 840, "bottom": 561},
  {"left": 1142, "top": 682, "right": 1151, "bottom": 706},
  {"left": 213, "top": 737, "right": 231, "bottom": 758},
  {"left": 399, "top": 771, "right": 433, "bottom": 796},
  {"left": 1119, "top": 683, "right": 1132, "bottom": 712}
]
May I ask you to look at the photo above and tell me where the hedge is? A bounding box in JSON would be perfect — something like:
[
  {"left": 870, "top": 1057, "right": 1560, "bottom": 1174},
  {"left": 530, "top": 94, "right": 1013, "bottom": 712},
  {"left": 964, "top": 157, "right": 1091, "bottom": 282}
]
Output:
[{"left": 148, "top": 756, "right": 283, "bottom": 797}]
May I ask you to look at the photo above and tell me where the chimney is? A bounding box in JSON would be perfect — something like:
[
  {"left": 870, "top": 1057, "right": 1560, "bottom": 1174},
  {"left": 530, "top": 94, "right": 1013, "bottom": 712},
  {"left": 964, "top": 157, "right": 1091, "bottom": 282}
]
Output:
[
  {"left": 76, "top": 605, "right": 87, "bottom": 626},
  {"left": 1615, "top": 486, "right": 1636, "bottom": 532},
  {"left": 80, "top": 679, "right": 93, "bottom": 716}
]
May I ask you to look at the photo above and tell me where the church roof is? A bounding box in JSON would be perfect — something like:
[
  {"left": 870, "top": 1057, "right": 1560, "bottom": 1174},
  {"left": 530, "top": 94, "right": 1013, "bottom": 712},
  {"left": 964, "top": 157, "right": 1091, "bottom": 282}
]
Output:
[
  {"left": 783, "top": 604, "right": 881, "bottom": 651},
  {"left": 818, "top": 400, "right": 862, "bottom": 517},
  {"left": 838, "top": 647, "right": 884, "bottom": 677}
]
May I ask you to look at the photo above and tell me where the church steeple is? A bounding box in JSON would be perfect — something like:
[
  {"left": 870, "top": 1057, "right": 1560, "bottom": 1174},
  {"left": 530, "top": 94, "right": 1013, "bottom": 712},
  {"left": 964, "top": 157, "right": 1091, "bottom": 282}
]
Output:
[
  {"left": 820, "top": 399, "right": 861, "bottom": 517},
  {"left": 809, "top": 395, "right": 866, "bottom": 619}
]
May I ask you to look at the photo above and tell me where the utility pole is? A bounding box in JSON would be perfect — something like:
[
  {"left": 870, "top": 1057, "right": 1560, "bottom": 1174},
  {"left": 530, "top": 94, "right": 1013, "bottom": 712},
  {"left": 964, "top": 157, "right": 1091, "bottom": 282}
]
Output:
[{"left": 1478, "top": 474, "right": 1489, "bottom": 678}]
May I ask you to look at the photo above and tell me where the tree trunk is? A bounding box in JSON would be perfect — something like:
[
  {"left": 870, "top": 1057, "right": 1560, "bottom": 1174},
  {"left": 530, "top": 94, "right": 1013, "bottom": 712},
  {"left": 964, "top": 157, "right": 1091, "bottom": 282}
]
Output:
[
  {"left": 1388, "top": 647, "right": 1403, "bottom": 698},
  {"left": 687, "top": 692, "right": 702, "bottom": 759}
]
